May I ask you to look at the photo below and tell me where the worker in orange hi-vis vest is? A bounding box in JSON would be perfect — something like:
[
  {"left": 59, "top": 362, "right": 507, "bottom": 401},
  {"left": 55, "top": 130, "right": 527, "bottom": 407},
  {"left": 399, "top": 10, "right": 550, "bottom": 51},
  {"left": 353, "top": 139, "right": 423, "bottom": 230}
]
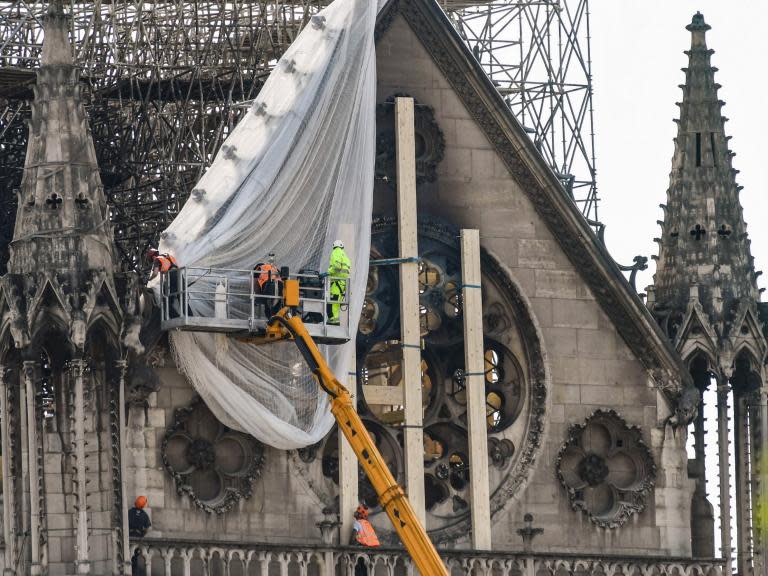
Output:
[
  {"left": 252, "top": 253, "right": 283, "bottom": 316},
  {"left": 350, "top": 504, "right": 379, "bottom": 575},
  {"left": 147, "top": 247, "right": 180, "bottom": 318}
]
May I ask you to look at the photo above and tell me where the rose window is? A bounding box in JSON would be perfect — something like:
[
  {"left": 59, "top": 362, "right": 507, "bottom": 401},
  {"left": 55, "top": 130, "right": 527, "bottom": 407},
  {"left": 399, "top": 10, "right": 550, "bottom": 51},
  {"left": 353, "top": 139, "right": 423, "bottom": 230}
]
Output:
[
  {"left": 292, "top": 219, "right": 547, "bottom": 543},
  {"left": 557, "top": 410, "right": 656, "bottom": 528},
  {"left": 162, "top": 398, "right": 265, "bottom": 514}
]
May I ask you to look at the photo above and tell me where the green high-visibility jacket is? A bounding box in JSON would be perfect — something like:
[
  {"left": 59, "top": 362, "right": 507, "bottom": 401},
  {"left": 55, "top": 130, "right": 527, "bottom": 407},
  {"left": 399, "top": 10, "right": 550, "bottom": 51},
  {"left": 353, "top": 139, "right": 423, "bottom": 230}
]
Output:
[{"left": 328, "top": 247, "right": 351, "bottom": 280}]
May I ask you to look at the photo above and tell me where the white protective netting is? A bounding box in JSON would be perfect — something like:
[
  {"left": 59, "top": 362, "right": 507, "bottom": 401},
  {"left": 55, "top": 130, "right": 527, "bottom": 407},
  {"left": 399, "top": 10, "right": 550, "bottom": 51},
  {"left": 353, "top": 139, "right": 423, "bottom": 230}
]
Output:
[{"left": 158, "top": 0, "right": 377, "bottom": 449}]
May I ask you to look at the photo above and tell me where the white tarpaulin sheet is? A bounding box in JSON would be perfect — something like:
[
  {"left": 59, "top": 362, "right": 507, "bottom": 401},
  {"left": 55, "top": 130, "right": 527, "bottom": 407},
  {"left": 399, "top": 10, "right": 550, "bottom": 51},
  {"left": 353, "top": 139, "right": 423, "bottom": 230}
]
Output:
[{"left": 158, "top": 0, "right": 377, "bottom": 449}]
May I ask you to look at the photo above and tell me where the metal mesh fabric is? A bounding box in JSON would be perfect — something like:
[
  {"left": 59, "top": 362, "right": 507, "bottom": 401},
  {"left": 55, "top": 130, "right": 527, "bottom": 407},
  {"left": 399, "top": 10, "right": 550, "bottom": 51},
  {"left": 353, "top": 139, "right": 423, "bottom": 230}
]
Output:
[{"left": 158, "top": 0, "right": 376, "bottom": 449}]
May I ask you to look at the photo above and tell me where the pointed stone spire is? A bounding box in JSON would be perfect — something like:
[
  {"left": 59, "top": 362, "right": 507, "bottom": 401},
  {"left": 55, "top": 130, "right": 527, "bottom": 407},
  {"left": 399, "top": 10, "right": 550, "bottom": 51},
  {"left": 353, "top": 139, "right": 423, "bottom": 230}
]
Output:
[
  {"left": 8, "top": 0, "right": 116, "bottom": 274},
  {"left": 652, "top": 12, "right": 760, "bottom": 338}
]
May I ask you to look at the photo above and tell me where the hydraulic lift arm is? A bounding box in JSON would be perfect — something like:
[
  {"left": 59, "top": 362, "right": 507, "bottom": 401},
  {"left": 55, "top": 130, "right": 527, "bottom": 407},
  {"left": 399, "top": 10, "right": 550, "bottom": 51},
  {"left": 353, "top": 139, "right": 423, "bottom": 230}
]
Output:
[{"left": 258, "top": 280, "right": 448, "bottom": 576}]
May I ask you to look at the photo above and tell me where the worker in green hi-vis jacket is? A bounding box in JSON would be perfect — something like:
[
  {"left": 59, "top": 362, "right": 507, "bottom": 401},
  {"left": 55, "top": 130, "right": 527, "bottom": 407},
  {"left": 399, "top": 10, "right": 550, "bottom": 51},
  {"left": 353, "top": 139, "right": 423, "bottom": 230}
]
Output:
[{"left": 327, "top": 240, "right": 351, "bottom": 325}]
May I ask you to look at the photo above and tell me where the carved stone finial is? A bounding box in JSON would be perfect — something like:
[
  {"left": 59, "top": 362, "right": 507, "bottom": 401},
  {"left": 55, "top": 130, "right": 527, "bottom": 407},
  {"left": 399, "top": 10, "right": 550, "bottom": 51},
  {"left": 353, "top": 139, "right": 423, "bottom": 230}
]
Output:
[
  {"left": 686, "top": 12, "right": 711, "bottom": 33},
  {"left": 516, "top": 513, "right": 543, "bottom": 552}
]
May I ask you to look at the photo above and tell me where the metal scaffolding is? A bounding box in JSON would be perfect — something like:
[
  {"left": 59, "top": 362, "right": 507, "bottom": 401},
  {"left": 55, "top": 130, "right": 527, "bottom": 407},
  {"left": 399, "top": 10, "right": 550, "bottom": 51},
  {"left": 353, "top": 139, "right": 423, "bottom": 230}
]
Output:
[
  {"left": 0, "top": 0, "right": 597, "bottom": 271},
  {"left": 441, "top": 0, "right": 598, "bottom": 220}
]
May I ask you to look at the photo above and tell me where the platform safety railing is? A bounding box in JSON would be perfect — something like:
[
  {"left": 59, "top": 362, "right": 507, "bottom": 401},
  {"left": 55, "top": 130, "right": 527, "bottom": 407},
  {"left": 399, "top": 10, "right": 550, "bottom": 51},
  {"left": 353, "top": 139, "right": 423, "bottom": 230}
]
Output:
[{"left": 158, "top": 267, "right": 351, "bottom": 340}]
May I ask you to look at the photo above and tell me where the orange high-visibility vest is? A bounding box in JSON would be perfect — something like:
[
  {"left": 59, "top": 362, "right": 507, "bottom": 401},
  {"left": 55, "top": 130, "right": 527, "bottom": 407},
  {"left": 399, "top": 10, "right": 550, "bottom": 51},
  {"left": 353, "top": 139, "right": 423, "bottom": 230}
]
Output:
[
  {"left": 153, "top": 255, "right": 177, "bottom": 273},
  {"left": 355, "top": 519, "right": 380, "bottom": 547},
  {"left": 254, "top": 263, "right": 281, "bottom": 289}
]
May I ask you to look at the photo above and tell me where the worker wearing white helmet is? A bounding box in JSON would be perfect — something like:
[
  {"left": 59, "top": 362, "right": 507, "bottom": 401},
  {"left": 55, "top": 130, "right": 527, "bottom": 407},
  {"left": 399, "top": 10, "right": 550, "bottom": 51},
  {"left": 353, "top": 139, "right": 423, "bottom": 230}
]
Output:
[{"left": 327, "top": 239, "right": 351, "bottom": 324}]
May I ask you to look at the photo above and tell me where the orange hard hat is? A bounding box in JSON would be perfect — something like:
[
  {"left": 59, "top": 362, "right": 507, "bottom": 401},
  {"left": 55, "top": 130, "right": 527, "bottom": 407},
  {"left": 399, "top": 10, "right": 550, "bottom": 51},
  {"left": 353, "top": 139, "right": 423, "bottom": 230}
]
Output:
[
  {"left": 135, "top": 495, "right": 148, "bottom": 509},
  {"left": 355, "top": 504, "right": 369, "bottom": 519}
]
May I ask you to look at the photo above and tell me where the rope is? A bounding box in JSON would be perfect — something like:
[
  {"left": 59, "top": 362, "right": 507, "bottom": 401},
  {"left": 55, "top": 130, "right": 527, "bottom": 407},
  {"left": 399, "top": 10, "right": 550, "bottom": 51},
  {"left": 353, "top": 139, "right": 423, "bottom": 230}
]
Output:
[{"left": 369, "top": 256, "right": 421, "bottom": 266}]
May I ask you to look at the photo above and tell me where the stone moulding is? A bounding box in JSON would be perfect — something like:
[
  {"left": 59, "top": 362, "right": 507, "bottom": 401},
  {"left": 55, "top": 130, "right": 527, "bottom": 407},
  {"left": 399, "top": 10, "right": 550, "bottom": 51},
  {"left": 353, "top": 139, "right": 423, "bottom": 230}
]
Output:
[
  {"left": 378, "top": 0, "right": 693, "bottom": 417},
  {"left": 556, "top": 409, "right": 656, "bottom": 529},
  {"left": 375, "top": 93, "right": 445, "bottom": 187},
  {"left": 161, "top": 396, "right": 265, "bottom": 514}
]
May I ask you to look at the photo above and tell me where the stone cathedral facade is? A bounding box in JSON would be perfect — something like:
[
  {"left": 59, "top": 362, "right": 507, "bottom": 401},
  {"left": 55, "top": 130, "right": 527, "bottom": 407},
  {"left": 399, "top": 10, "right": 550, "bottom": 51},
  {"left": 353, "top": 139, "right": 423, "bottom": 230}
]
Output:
[{"left": 0, "top": 1, "right": 762, "bottom": 575}]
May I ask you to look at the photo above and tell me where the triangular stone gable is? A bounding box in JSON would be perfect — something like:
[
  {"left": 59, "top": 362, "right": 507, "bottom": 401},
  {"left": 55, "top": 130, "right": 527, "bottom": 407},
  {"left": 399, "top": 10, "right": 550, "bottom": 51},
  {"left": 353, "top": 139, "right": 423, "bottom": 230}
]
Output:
[
  {"left": 676, "top": 297, "right": 719, "bottom": 364},
  {"left": 376, "top": 0, "right": 690, "bottom": 408}
]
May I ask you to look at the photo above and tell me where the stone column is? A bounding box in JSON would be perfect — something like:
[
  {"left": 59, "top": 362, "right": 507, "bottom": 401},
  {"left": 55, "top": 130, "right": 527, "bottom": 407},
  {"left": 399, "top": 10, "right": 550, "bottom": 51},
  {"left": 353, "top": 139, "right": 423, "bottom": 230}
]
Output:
[
  {"left": 116, "top": 359, "right": 131, "bottom": 575},
  {"left": 18, "top": 368, "right": 29, "bottom": 560},
  {"left": 717, "top": 379, "right": 733, "bottom": 573},
  {"left": 71, "top": 358, "right": 90, "bottom": 574},
  {"left": 395, "top": 96, "right": 425, "bottom": 522},
  {"left": 734, "top": 393, "right": 752, "bottom": 576},
  {"left": 22, "top": 360, "right": 44, "bottom": 575},
  {"left": 0, "top": 366, "right": 17, "bottom": 574},
  {"left": 754, "top": 386, "right": 768, "bottom": 575}
]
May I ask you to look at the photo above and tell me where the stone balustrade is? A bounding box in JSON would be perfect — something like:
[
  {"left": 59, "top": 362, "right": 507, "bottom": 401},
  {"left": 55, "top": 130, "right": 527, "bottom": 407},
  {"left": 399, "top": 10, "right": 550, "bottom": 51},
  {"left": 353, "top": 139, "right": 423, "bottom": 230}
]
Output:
[{"left": 130, "top": 538, "right": 725, "bottom": 576}]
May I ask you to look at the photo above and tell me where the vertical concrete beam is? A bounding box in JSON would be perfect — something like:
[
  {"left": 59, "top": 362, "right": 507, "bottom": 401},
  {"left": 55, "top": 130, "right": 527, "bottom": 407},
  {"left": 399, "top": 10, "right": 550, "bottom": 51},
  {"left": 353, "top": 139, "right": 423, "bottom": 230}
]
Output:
[
  {"left": 338, "top": 224, "right": 359, "bottom": 545},
  {"left": 117, "top": 360, "right": 131, "bottom": 575},
  {"left": 0, "top": 366, "right": 17, "bottom": 574},
  {"left": 460, "top": 229, "right": 492, "bottom": 550},
  {"left": 395, "top": 96, "right": 425, "bottom": 523},
  {"left": 23, "top": 360, "right": 42, "bottom": 575},
  {"left": 339, "top": 356, "right": 358, "bottom": 545},
  {"left": 71, "top": 359, "right": 91, "bottom": 574},
  {"left": 717, "top": 382, "right": 733, "bottom": 574}
]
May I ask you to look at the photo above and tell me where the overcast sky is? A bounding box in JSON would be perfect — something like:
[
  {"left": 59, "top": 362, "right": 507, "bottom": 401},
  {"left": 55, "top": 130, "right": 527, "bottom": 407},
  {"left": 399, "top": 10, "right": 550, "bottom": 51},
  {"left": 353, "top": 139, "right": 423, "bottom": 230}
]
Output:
[{"left": 589, "top": 2, "right": 767, "bottom": 299}]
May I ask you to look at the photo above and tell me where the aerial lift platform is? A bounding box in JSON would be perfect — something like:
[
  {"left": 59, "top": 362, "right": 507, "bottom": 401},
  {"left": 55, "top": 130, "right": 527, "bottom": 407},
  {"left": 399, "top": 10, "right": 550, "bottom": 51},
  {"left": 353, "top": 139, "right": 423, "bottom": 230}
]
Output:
[
  {"left": 159, "top": 266, "right": 351, "bottom": 344},
  {"left": 159, "top": 269, "right": 449, "bottom": 575}
]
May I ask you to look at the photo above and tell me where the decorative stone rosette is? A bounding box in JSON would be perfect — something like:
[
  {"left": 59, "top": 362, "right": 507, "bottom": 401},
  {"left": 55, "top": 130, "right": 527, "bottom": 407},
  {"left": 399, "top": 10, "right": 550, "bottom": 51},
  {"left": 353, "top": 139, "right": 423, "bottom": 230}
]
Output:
[
  {"left": 162, "top": 398, "right": 265, "bottom": 514},
  {"left": 557, "top": 410, "right": 656, "bottom": 528}
]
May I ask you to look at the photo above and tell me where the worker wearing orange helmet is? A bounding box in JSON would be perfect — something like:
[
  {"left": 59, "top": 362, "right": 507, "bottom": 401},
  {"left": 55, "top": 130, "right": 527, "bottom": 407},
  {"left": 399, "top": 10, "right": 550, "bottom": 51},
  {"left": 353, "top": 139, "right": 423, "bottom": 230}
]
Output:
[
  {"left": 128, "top": 495, "right": 152, "bottom": 538},
  {"left": 129, "top": 496, "right": 152, "bottom": 575},
  {"left": 147, "top": 248, "right": 179, "bottom": 282},
  {"left": 351, "top": 504, "right": 378, "bottom": 576},
  {"left": 147, "top": 247, "right": 180, "bottom": 318},
  {"left": 351, "top": 504, "right": 379, "bottom": 547}
]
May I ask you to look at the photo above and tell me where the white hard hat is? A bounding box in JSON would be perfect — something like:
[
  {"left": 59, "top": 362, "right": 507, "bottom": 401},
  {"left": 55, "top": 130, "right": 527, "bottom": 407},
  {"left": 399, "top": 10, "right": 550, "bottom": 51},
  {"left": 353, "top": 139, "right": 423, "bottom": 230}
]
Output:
[{"left": 333, "top": 240, "right": 344, "bottom": 249}]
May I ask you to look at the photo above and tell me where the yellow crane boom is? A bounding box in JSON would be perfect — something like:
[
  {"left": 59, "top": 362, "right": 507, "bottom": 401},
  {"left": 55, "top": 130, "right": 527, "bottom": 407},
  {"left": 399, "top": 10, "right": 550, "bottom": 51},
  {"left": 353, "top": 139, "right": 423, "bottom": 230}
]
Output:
[{"left": 253, "top": 278, "right": 448, "bottom": 575}]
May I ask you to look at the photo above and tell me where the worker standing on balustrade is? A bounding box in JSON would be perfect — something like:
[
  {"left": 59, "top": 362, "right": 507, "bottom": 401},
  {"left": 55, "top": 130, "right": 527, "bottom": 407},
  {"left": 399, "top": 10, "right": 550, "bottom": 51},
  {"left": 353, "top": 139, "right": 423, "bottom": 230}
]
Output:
[{"left": 327, "top": 240, "right": 351, "bottom": 325}]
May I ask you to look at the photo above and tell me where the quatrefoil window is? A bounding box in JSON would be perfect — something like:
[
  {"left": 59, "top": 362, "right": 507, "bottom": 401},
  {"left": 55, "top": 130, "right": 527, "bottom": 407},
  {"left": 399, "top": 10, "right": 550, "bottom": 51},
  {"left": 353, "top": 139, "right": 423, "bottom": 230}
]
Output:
[
  {"left": 557, "top": 410, "right": 655, "bottom": 528},
  {"left": 162, "top": 398, "right": 265, "bottom": 514}
]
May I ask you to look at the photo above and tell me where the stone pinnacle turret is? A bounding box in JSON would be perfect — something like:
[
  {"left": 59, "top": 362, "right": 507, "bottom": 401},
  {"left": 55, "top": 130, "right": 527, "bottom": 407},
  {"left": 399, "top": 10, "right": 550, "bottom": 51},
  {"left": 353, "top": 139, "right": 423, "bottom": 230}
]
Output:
[
  {"left": 8, "top": 0, "right": 116, "bottom": 274},
  {"left": 648, "top": 14, "right": 767, "bottom": 573},
  {"left": 651, "top": 12, "right": 760, "bottom": 340}
]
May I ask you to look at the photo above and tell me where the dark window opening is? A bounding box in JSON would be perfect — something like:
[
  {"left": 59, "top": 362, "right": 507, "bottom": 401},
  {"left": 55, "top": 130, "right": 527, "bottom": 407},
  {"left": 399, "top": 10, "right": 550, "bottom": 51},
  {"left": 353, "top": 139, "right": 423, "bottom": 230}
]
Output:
[
  {"left": 710, "top": 133, "right": 717, "bottom": 167},
  {"left": 695, "top": 132, "right": 702, "bottom": 167},
  {"left": 690, "top": 224, "right": 706, "bottom": 240}
]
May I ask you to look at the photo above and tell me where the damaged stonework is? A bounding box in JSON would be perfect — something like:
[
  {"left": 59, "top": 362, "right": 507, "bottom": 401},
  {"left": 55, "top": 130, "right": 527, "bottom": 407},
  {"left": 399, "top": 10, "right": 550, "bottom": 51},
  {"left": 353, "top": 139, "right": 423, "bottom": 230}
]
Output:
[{"left": 0, "top": 2, "right": 158, "bottom": 573}]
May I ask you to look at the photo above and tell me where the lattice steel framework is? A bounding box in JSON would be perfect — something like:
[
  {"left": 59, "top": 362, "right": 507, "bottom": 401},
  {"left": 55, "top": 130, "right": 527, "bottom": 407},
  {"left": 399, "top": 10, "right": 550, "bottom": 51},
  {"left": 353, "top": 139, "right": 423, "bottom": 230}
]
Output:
[
  {"left": 0, "top": 0, "right": 597, "bottom": 272},
  {"left": 441, "top": 0, "right": 598, "bottom": 220}
]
